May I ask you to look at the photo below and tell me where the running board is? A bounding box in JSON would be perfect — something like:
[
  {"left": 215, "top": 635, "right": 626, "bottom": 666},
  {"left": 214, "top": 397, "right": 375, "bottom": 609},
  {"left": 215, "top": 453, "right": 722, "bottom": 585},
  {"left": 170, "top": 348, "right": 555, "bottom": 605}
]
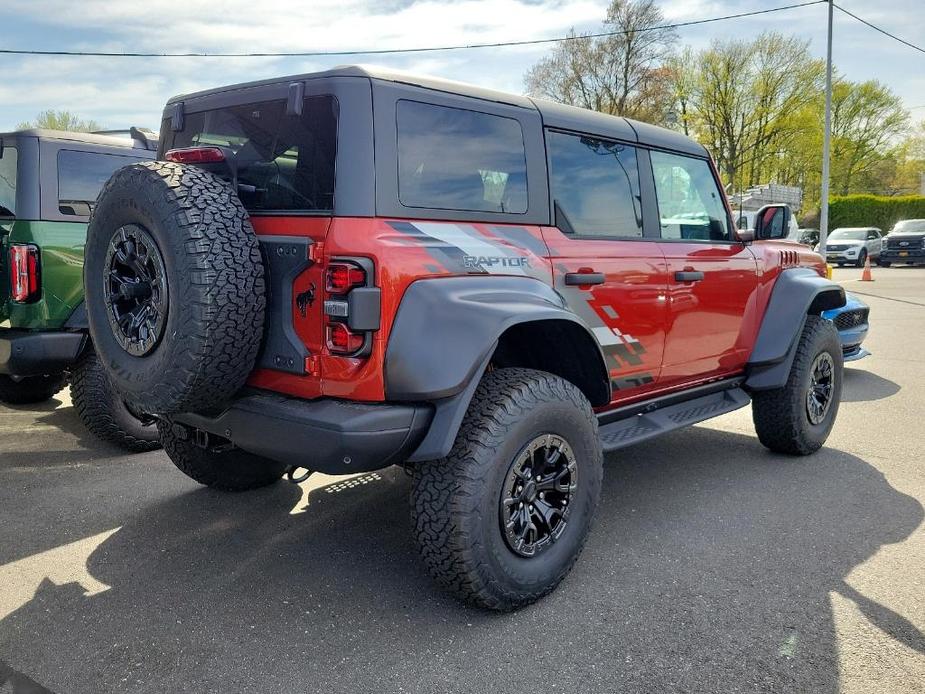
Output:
[{"left": 598, "top": 387, "right": 750, "bottom": 452}]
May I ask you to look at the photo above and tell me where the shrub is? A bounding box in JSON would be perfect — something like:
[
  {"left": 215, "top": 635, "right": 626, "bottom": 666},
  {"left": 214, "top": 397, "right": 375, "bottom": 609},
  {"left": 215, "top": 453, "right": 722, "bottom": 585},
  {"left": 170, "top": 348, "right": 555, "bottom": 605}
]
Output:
[{"left": 829, "top": 194, "right": 925, "bottom": 232}]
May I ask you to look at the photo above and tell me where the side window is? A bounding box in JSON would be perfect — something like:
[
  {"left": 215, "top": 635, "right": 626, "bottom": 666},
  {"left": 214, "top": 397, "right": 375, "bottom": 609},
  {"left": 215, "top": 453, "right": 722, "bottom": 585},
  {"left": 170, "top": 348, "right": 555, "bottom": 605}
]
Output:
[
  {"left": 650, "top": 151, "right": 730, "bottom": 241},
  {"left": 0, "top": 145, "right": 16, "bottom": 217},
  {"left": 547, "top": 130, "right": 642, "bottom": 238},
  {"left": 396, "top": 100, "right": 527, "bottom": 213},
  {"left": 58, "top": 150, "right": 147, "bottom": 217},
  {"left": 867, "top": 230, "right": 880, "bottom": 240}
]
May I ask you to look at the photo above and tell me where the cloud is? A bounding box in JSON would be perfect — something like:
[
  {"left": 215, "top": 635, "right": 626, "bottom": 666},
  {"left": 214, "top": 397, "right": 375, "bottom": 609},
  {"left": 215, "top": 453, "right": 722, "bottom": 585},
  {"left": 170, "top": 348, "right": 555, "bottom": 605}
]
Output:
[
  {"left": 1, "top": 0, "right": 607, "bottom": 129},
  {"left": 2, "top": 0, "right": 924, "bottom": 131}
]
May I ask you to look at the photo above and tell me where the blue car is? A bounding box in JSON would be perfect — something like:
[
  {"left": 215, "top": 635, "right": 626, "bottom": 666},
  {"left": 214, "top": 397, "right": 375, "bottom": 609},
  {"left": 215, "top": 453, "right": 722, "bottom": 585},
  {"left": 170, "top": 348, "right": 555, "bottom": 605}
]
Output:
[{"left": 823, "top": 293, "right": 870, "bottom": 362}]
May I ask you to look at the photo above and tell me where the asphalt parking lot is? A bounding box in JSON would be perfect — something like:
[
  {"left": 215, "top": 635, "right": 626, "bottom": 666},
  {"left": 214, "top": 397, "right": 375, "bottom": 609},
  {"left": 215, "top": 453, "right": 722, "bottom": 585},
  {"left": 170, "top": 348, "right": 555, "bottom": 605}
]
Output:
[{"left": 1, "top": 265, "right": 923, "bottom": 694}]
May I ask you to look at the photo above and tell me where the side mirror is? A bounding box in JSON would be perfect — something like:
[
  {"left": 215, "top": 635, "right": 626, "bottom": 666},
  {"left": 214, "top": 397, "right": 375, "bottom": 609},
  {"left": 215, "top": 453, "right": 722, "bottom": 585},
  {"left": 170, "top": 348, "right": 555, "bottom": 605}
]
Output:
[
  {"left": 753, "top": 204, "right": 791, "bottom": 240},
  {"left": 736, "top": 228, "right": 755, "bottom": 243}
]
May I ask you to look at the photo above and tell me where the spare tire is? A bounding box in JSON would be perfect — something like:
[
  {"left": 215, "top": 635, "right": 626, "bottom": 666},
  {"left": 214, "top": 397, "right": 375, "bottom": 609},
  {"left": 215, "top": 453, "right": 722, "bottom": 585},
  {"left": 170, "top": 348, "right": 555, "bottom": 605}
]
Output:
[{"left": 84, "top": 161, "right": 265, "bottom": 415}]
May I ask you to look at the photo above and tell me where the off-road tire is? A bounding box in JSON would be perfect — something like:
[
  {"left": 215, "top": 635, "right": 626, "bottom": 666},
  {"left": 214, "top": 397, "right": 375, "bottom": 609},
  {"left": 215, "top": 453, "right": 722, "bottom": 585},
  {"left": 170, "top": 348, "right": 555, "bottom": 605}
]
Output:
[
  {"left": 411, "top": 368, "right": 603, "bottom": 611},
  {"left": 752, "top": 315, "right": 843, "bottom": 455},
  {"left": 0, "top": 374, "right": 65, "bottom": 405},
  {"left": 157, "top": 419, "right": 287, "bottom": 491},
  {"left": 70, "top": 350, "right": 160, "bottom": 452},
  {"left": 84, "top": 161, "right": 265, "bottom": 415},
  {"left": 855, "top": 249, "right": 868, "bottom": 268}
]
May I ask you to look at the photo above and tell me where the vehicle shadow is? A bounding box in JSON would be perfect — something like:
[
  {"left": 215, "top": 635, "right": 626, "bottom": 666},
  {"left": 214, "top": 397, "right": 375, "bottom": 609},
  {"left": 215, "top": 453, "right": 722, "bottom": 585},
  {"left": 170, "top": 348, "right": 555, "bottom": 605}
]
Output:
[
  {"left": 0, "top": 427, "right": 921, "bottom": 694},
  {"left": 0, "top": 402, "right": 139, "bottom": 470},
  {"left": 841, "top": 367, "right": 901, "bottom": 402}
]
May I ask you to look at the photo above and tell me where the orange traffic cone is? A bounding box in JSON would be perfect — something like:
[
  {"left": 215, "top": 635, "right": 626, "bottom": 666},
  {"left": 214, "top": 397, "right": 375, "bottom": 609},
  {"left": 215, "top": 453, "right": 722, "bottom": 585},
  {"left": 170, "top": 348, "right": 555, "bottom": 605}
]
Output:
[{"left": 861, "top": 254, "right": 874, "bottom": 281}]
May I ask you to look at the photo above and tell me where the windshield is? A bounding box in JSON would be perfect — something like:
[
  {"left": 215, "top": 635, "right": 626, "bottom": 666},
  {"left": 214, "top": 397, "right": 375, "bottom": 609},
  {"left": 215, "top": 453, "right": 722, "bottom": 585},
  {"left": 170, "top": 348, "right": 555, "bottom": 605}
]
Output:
[
  {"left": 0, "top": 145, "right": 16, "bottom": 217},
  {"left": 162, "top": 96, "right": 337, "bottom": 213},
  {"left": 892, "top": 219, "right": 925, "bottom": 233},
  {"left": 829, "top": 229, "right": 868, "bottom": 241}
]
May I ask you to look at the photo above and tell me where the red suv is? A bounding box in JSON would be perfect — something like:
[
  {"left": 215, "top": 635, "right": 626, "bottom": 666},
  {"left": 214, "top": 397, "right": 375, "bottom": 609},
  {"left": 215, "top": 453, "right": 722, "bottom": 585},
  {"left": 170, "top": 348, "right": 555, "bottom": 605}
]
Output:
[{"left": 83, "top": 66, "right": 845, "bottom": 610}]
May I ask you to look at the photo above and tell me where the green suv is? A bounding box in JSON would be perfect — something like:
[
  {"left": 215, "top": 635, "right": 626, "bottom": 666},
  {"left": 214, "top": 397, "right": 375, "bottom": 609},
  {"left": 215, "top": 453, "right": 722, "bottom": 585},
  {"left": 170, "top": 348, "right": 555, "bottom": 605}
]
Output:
[{"left": 0, "top": 127, "right": 160, "bottom": 451}]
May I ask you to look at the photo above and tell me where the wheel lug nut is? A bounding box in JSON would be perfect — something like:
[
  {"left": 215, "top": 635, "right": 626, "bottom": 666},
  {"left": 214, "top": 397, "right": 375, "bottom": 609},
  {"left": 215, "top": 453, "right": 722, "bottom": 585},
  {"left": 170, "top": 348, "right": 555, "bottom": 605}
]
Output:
[{"left": 539, "top": 493, "right": 545, "bottom": 499}]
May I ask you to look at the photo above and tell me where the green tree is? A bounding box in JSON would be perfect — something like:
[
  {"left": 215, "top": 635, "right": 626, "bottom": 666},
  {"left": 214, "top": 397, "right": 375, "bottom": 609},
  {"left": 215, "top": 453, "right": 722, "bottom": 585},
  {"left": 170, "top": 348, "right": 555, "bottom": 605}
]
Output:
[
  {"left": 889, "top": 120, "right": 925, "bottom": 196},
  {"left": 16, "top": 110, "right": 102, "bottom": 132},
  {"left": 829, "top": 80, "right": 909, "bottom": 195},
  {"left": 687, "top": 33, "right": 825, "bottom": 191},
  {"left": 524, "top": 0, "right": 677, "bottom": 123}
]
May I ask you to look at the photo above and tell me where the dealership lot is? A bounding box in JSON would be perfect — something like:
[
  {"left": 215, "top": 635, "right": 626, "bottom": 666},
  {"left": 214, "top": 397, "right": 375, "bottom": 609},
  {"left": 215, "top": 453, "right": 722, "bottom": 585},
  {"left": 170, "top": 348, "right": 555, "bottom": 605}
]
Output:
[{"left": 1, "top": 266, "right": 923, "bottom": 694}]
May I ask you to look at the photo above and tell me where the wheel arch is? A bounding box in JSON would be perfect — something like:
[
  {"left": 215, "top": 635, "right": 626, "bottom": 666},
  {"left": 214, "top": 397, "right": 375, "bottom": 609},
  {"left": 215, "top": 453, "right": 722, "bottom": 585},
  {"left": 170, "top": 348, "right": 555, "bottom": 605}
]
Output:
[
  {"left": 745, "top": 268, "right": 846, "bottom": 391},
  {"left": 385, "top": 276, "right": 610, "bottom": 462}
]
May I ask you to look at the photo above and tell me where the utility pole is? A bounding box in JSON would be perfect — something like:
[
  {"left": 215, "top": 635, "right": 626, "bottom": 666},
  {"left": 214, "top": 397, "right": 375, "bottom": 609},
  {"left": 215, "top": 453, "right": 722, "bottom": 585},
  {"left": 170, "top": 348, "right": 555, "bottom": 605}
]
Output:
[{"left": 819, "top": 0, "right": 834, "bottom": 257}]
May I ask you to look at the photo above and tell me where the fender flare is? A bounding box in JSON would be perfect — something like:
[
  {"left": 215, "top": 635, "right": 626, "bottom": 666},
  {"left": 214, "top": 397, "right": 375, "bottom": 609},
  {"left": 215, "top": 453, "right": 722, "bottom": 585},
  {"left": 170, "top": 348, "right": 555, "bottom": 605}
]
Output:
[
  {"left": 745, "top": 268, "right": 845, "bottom": 391},
  {"left": 384, "top": 275, "right": 609, "bottom": 461}
]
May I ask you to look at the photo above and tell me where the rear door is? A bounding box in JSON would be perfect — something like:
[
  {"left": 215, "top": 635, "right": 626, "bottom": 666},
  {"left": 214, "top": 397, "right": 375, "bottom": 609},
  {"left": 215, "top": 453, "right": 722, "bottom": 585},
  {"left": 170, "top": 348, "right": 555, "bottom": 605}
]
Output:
[
  {"left": 540, "top": 129, "right": 669, "bottom": 400},
  {"left": 649, "top": 150, "right": 759, "bottom": 386}
]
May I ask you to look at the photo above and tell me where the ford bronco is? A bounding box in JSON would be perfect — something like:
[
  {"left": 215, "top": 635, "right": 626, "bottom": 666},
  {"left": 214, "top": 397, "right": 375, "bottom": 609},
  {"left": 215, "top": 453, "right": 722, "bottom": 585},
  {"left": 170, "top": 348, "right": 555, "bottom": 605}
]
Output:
[
  {"left": 0, "top": 127, "right": 160, "bottom": 450},
  {"left": 82, "top": 67, "right": 846, "bottom": 610}
]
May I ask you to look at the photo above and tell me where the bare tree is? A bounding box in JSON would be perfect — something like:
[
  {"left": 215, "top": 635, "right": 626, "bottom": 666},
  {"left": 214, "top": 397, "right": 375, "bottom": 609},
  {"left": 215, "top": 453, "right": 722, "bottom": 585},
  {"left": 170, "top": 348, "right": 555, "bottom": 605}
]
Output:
[{"left": 525, "top": 0, "right": 677, "bottom": 123}]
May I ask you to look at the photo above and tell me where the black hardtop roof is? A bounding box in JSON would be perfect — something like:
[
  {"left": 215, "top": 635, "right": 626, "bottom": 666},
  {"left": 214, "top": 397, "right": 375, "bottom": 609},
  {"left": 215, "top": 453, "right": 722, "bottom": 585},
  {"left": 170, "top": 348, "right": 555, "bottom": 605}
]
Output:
[
  {"left": 166, "top": 65, "right": 707, "bottom": 157},
  {"left": 0, "top": 128, "right": 155, "bottom": 151}
]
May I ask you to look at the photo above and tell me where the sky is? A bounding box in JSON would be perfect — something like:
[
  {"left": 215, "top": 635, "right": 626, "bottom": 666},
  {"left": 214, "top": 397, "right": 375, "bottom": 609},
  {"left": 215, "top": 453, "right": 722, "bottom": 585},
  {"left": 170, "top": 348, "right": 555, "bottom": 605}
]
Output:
[{"left": 1, "top": 0, "right": 923, "bottom": 132}]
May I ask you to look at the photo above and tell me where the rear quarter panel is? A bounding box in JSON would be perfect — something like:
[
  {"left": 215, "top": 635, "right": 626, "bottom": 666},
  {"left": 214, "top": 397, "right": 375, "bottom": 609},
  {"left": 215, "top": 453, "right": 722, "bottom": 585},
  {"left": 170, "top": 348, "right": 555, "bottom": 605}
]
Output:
[
  {"left": 2, "top": 220, "right": 86, "bottom": 329},
  {"left": 247, "top": 216, "right": 553, "bottom": 402}
]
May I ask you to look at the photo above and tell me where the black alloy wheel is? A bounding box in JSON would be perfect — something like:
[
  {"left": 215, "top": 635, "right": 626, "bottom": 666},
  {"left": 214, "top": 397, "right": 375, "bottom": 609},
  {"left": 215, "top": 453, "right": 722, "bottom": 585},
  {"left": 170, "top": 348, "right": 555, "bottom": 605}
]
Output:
[
  {"left": 501, "top": 434, "right": 577, "bottom": 558},
  {"left": 104, "top": 224, "right": 168, "bottom": 357},
  {"left": 806, "top": 351, "right": 836, "bottom": 425}
]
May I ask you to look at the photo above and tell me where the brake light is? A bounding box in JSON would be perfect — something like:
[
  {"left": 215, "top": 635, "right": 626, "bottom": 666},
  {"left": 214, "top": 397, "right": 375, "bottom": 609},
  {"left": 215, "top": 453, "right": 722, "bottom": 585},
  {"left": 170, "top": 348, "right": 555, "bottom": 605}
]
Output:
[
  {"left": 9, "top": 244, "right": 40, "bottom": 303},
  {"left": 165, "top": 147, "right": 225, "bottom": 164},
  {"left": 326, "top": 323, "right": 365, "bottom": 354},
  {"left": 325, "top": 263, "right": 366, "bottom": 294}
]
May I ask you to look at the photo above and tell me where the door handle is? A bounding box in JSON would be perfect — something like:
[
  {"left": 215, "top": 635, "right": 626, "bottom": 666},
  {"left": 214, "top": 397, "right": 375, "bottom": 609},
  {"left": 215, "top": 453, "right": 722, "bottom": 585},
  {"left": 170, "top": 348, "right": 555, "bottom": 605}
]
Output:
[
  {"left": 674, "top": 270, "right": 705, "bottom": 282},
  {"left": 565, "top": 272, "right": 605, "bottom": 286}
]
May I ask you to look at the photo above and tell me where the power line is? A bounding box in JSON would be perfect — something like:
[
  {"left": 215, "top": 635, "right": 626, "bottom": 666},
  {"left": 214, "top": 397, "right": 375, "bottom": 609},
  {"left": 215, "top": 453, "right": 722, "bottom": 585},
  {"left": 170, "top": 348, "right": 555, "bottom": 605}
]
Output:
[
  {"left": 834, "top": 3, "right": 925, "bottom": 55},
  {"left": 0, "top": 0, "right": 826, "bottom": 58}
]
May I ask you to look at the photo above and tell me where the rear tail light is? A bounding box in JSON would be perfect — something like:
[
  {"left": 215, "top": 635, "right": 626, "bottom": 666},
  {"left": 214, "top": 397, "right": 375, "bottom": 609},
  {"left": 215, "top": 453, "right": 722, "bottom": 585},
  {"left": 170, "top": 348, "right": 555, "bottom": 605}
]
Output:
[
  {"left": 326, "top": 323, "right": 365, "bottom": 354},
  {"left": 165, "top": 146, "right": 226, "bottom": 164},
  {"left": 321, "top": 258, "right": 376, "bottom": 357},
  {"left": 9, "top": 244, "right": 40, "bottom": 303},
  {"left": 325, "top": 263, "right": 366, "bottom": 294}
]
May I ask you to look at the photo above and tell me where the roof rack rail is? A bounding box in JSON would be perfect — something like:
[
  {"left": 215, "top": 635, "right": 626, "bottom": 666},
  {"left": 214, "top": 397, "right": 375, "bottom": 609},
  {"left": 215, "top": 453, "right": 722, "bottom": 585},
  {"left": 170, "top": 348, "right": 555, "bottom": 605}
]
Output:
[{"left": 90, "top": 127, "right": 159, "bottom": 151}]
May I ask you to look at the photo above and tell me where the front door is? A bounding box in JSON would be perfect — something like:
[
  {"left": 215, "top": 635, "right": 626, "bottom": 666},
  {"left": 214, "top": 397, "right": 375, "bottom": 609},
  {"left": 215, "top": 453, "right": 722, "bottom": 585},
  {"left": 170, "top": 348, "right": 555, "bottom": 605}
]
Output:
[
  {"left": 649, "top": 150, "right": 759, "bottom": 387},
  {"left": 541, "top": 130, "right": 669, "bottom": 402}
]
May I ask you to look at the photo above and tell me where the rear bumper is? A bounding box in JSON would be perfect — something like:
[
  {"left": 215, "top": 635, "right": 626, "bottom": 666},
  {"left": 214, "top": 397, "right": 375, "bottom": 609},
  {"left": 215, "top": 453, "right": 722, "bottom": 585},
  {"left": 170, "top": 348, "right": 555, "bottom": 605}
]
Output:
[
  {"left": 172, "top": 391, "right": 433, "bottom": 474},
  {"left": 0, "top": 328, "right": 86, "bottom": 376}
]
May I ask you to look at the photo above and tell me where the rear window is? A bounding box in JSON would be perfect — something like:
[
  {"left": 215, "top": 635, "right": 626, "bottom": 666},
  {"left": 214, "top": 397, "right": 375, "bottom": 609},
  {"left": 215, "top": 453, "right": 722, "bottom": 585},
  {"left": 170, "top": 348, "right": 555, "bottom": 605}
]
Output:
[
  {"left": 58, "top": 150, "right": 148, "bottom": 217},
  {"left": 164, "top": 96, "right": 337, "bottom": 213},
  {"left": 0, "top": 145, "right": 16, "bottom": 217},
  {"left": 397, "top": 100, "right": 528, "bottom": 213}
]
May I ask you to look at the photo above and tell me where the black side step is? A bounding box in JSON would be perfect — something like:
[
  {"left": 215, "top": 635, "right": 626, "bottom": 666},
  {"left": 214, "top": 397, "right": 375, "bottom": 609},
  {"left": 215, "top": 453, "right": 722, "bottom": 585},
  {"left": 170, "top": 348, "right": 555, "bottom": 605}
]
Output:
[{"left": 598, "top": 387, "right": 750, "bottom": 452}]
